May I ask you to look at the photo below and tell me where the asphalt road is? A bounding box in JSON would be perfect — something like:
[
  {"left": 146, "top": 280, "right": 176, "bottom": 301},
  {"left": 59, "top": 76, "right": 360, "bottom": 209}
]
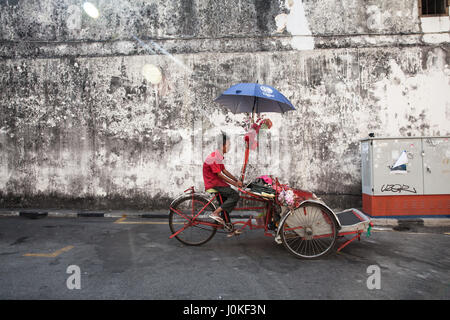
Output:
[{"left": 0, "top": 216, "right": 449, "bottom": 300}]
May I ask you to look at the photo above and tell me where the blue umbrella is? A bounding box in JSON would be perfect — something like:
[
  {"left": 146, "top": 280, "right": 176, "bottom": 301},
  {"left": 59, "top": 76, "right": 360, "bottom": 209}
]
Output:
[{"left": 214, "top": 83, "right": 296, "bottom": 114}]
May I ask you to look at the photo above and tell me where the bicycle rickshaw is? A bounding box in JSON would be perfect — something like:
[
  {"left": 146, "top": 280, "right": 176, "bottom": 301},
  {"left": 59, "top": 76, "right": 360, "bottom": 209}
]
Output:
[{"left": 168, "top": 83, "right": 372, "bottom": 259}]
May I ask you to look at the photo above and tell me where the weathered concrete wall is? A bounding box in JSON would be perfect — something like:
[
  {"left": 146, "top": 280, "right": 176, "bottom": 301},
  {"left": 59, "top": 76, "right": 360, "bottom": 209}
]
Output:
[
  {"left": 1, "top": 0, "right": 449, "bottom": 210},
  {"left": 1, "top": 0, "right": 448, "bottom": 58}
]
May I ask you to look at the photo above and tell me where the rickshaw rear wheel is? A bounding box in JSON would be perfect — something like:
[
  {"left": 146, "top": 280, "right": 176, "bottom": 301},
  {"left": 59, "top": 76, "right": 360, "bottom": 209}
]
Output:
[
  {"left": 169, "top": 194, "right": 218, "bottom": 246},
  {"left": 280, "top": 202, "right": 338, "bottom": 259}
]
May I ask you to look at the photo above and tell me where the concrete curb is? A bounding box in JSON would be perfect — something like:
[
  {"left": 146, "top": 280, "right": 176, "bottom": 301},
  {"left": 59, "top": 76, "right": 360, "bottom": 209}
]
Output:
[
  {"left": 370, "top": 218, "right": 450, "bottom": 227},
  {"left": 0, "top": 210, "right": 19, "bottom": 217},
  {"left": 0, "top": 210, "right": 253, "bottom": 219},
  {"left": 1, "top": 209, "right": 450, "bottom": 227},
  {"left": 0, "top": 210, "right": 164, "bottom": 219}
]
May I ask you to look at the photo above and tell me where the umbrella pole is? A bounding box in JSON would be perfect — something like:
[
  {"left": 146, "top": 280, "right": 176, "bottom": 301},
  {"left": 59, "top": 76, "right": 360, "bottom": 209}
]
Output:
[
  {"left": 244, "top": 97, "right": 256, "bottom": 182},
  {"left": 251, "top": 96, "right": 257, "bottom": 124}
]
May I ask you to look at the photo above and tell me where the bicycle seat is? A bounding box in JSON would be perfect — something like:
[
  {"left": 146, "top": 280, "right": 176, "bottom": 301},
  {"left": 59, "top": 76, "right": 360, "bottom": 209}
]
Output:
[{"left": 206, "top": 188, "right": 219, "bottom": 193}]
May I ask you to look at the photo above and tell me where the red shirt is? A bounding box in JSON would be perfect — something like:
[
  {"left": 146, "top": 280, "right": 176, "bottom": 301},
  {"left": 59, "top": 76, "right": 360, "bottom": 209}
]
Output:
[{"left": 203, "top": 149, "right": 229, "bottom": 190}]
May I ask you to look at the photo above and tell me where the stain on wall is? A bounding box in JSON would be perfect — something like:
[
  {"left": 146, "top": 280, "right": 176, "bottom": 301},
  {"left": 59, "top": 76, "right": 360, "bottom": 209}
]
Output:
[{"left": 0, "top": 0, "right": 449, "bottom": 210}]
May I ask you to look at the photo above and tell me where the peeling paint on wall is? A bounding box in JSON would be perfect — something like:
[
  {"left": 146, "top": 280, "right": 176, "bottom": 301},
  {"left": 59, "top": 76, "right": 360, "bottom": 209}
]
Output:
[
  {"left": 275, "top": 0, "right": 314, "bottom": 50},
  {"left": 368, "top": 48, "right": 450, "bottom": 136},
  {"left": 420, "top": 15, "right": 450, "bottom": 44}
]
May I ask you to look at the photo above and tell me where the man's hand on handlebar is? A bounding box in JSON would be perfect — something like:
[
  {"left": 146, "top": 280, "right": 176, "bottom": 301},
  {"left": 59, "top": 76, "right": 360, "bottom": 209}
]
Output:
[{"left": 218, "top": 171, "right": 244, "bottom": 188}]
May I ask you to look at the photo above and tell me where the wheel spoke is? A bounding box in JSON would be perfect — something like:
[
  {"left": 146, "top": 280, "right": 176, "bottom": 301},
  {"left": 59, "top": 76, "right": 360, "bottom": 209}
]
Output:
[
  {"left": 169, "top": 197, "right": 217, "bottom": 246},
  {"left": 282, "top": 203, "right": 337, "bottom": 259}
]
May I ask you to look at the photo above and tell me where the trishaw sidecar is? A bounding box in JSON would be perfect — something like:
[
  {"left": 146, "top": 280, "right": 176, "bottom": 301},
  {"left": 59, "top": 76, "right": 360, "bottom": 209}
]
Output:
[{"left": 274, "top": 200, "right": 372, "bottom": 258}]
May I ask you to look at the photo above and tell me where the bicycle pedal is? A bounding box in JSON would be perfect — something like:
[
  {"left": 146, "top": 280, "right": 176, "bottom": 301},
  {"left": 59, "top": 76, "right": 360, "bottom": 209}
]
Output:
[{"left": 224, "top": 223, "right": 234, "bottom": 232}]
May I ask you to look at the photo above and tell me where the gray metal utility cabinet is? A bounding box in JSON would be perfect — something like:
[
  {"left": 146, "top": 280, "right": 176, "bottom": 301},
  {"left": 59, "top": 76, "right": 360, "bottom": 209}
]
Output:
[{"left": 360, "top": 136, "right": 450, "bottom": 218}]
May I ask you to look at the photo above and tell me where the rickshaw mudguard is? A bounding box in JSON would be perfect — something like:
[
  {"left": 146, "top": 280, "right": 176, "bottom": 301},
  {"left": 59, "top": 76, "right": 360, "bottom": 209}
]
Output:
[{"left": 275, "top": 200, "right": 342, "bottom": 240}]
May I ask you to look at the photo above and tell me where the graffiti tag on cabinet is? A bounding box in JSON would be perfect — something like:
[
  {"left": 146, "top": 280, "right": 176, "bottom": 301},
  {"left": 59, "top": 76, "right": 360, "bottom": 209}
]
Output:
[{"left": 381, "top": 184, "right": 417, "bottom": 194}]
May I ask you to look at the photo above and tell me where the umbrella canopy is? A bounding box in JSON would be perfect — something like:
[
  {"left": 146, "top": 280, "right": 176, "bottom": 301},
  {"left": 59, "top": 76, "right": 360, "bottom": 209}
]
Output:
[{"left": 214, "top": 83, "right": 296, "bottom": 114}]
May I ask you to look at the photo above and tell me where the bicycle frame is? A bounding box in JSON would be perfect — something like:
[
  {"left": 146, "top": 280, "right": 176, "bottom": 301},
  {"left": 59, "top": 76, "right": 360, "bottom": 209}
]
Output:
[{"left": 169, "top": 186, "right": 277, "bottom": 238}]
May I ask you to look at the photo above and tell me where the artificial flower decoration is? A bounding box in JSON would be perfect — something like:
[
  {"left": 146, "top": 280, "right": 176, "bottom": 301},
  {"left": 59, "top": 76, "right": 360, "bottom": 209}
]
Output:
[{"left": 274, "top": 180, "right": 315, "bottom": 208}]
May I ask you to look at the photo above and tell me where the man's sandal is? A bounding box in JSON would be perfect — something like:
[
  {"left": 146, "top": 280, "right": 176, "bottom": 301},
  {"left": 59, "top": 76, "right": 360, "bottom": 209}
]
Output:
[{"left": 227, "top": 229, "right": 242, "bottom": 238}]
